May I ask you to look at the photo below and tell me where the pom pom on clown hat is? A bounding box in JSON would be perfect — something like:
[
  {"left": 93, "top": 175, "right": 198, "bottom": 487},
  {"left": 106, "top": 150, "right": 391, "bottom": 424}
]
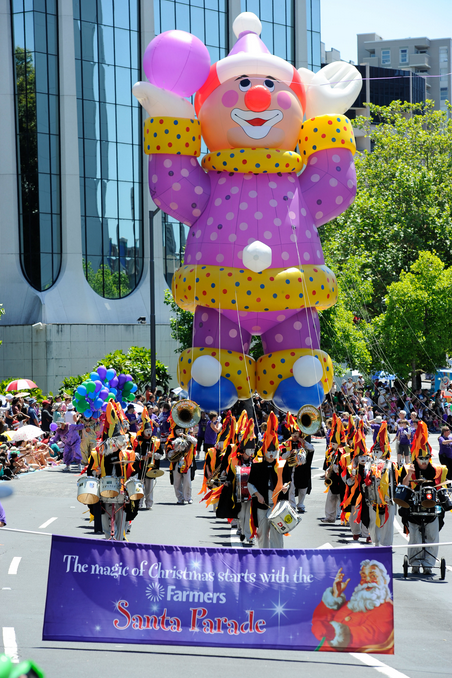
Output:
[
  {"left": 411, "top": 421, "right": 432, "bottom": 461},
  {"left": 194, "top": 12, "right": 306, "bottom": 116}
]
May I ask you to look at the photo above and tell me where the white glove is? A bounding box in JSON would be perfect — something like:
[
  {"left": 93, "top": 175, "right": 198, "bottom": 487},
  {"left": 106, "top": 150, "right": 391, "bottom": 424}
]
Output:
[
  {"left": 346, "top": 477, "right": 355, "bottom": 486},
  {"left": 332, "top": 464, "right": 339, "bottom": 474},
  {"left": 154, "top": 452, "right": 162, "bottom": 460},
  {"left": 132, "top": 81, "right": 195, "bottom": 118},
  {"left": 298, "top": 62, "right": 362, "bottom": 119}
]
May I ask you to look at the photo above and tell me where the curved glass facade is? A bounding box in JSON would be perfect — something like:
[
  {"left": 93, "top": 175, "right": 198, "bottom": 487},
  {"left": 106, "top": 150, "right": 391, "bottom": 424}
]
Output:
[
  {"left": 11, "top": 0, "right": 61, "bottom": 292},
  {"left": 74, "top": 0, "right": 143, "bottom": 299}
]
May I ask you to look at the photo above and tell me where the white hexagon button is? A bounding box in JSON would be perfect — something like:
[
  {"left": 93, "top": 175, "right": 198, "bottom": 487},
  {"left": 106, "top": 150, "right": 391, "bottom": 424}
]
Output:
[{"left": 242, "top": 240, "right": 272, "bottom": 273}]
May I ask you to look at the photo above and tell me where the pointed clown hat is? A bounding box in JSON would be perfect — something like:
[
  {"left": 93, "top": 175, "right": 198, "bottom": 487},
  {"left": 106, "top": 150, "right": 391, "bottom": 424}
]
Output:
[
  {"left": 194, "top": 12, "right": 305, "bottom": 116},
  {"left": 329, "top": 413, "right": 346, "bottom": 446},
  {"left": 137, "top": 406, "right": 154, "bottom": 437},
  {"left": 411, "top": 421, "right": 432, "bottom": 460},
  {"left": 371, "top": 420, "right": 391, "bottom": 458},
  {"left": 217, "top": 410, "right": 236, "bottom": 449},
  {"left": 352, "top": 419, "right": 369, "bottom": 458},
  {"left": 285, "top": 412, "right": 299, "bottom": 433},
  {"left": 102, "top": 401, "right": 127, "bottom": 441},
  {"left": 240, "top": 417, "right": 256, "bottom": 449},
  {"left": 346, "top": 414, "right": 356, "bottom": 446},
  {"left": 235, "top": 409, "right": 249, "bottom": 438},
  {"left": 261, "top": 411, "right": 279, "bottom": 457}
]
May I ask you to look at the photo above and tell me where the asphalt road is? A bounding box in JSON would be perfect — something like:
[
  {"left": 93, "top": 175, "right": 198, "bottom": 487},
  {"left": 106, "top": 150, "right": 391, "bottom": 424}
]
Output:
[{"left": 1, "top": 436, "right": 451, "bottom": 678}]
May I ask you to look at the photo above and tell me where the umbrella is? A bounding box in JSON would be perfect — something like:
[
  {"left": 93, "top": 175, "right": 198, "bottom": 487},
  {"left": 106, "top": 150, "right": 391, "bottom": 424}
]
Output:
[
  {"left": 6, "top": 379, "right": 38, "bottom": 392},
  {"left": 1, "top": 431, "right": 15, "bottom": 441},
  {"left": 9, "top": 425, "right": 45, "bottom": 442}
]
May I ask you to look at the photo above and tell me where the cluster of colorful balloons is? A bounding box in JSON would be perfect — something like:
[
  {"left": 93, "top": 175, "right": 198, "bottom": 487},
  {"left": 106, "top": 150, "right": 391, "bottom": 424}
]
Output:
[{"left": 72, "top": 366, "right": 137, "bottom": 419}]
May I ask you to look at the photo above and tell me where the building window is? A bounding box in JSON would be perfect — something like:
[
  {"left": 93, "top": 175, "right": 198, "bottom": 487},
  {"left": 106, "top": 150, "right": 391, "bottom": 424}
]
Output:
[
  {"left": 11, "top": 0, "right": 62, "bottom": 292},
  {"left": 162, "top": 214, "right": 189, "bottom": 288},
  {"left": 241, "top": 0, "right": 296, "bottom": 66},
  {"left": 381, "top": 49, "right": 390, "bottom": 65},
  {"left": 399, "top": 48, "right": 408, "bottom": 64},
  {"left": 74, "top": 0, "right": 143, "bottom": 299}
]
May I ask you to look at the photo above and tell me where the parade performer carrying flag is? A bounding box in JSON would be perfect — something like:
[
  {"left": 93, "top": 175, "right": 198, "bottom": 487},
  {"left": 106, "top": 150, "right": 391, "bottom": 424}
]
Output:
[
  {"left": 341, "top": 421, "right": 370, "bottom": 542},
  {"left": 365, "top": 421, "right": 398, "bottom": 547},
  {"left": 321, "top": 414, "right": 347, "bottom": 524}
]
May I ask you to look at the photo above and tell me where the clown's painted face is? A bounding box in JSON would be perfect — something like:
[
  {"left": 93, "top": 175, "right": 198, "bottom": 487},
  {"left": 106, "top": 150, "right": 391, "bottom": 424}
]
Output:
[{"left": 199, "top": 75, "right": 304, "bottom": 152}]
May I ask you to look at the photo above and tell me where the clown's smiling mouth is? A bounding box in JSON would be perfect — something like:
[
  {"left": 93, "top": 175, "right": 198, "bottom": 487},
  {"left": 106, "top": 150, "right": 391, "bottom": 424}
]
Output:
[{"left": 231, "top": 108, "right": 283, "bottom": 140}]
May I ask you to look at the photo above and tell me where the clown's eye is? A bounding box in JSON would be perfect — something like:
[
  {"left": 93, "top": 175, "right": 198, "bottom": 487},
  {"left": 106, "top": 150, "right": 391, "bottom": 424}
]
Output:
[
  {"left": 239, "top": 78, "right": 251, "bottom": 91},
  {"left": 264, "top": 79, "right": 275, "bottom": 91}
]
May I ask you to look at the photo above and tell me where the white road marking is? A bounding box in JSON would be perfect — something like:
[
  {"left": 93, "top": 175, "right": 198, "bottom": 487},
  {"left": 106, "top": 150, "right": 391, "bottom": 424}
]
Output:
[
  {"left": 318, "top": 542, "right": 333, "bottom": 549},
  {"left": 2, "top": 588, "right": 12, "bottom": 591},
  {"left": 2, "top": 627, "right": 19, "bottom": 663},
  {"left": 351, "top": 652, "right": 411, "bottom": 678},
  {"left": 8, "top": 557, "right": 21, "bottom": 575},
  {"left": 39, "top": 517, "right": 58, "bottom": 529}
]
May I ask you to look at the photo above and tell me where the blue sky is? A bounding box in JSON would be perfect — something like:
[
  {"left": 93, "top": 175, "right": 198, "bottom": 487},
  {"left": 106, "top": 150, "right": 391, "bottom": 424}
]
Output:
[{"left": 321, "top": 0, "right": 452, "bottom": 66}]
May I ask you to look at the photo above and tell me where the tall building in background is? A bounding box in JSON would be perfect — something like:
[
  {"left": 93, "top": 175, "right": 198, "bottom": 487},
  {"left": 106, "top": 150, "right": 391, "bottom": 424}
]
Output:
[{"left": 0, "top": 0, "right": 321, "bottom": 392}]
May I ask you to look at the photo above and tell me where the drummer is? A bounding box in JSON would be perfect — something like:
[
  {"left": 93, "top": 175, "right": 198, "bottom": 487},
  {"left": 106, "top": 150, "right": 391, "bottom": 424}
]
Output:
[{"left": 399, "top": 422, "right": 448, "bottom": 575}]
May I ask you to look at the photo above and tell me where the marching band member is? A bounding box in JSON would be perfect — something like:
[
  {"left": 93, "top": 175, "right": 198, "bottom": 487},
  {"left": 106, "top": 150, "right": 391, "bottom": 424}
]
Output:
[
  {"left": 167, "top": 428, "right": 197, "bottom": 505},
  {"left": 248, "top": 412, "right": 292, "bottom": 548},
  {"left": 321, "top": 415, "right": 347, "bottom": 524},
  {"left": 235, "top": 418, "right": 256, "bottom": 545},
  {"left": 135, "top": 411, "right": 162, "bottom": 510},
  {"left": 399, "top": 422, "right": 448, "bottom": 574},
  {"left": 281, "top": 422, "right": 313, "bottom": 514},
  {"left": 365, "top": 421, "right": 398, "bottom": 547},
  {"left": 341, "top": 422, "right": 370, "bottom": 542}
]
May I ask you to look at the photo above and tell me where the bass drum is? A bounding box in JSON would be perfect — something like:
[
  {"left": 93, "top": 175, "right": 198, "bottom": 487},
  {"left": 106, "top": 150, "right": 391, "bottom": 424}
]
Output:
[
  {"left": 437, "top": 488, "right": 452, "bottom": 511},
  {"left": 77, "top": 477, "right": 100, "bottom": 505}
]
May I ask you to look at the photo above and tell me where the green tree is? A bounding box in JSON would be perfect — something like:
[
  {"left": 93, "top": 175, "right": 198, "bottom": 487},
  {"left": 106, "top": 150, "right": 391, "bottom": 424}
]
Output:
[
  {"left": 164, "top": 289, "right": 194, "bottom": 353},
  {"left": 372, "top": 251, "right": 452, "bottom": 383},
  {"left": 84, "top": 260, "right": 131, "bottom": 299}
]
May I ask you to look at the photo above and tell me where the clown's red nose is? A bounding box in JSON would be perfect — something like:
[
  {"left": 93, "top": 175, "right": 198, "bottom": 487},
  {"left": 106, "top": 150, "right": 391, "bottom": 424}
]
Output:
[{"left": 244, "top": 85, "right": 272, "bottom": 112}]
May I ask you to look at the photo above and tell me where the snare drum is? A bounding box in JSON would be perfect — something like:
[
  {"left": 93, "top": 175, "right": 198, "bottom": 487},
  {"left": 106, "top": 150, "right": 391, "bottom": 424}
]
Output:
[
  {"left": 125, "top": 478, "right": 144, "bottom": 501},
  {"left": 420, "top": 486, "right": 436, "bottom": 508},
  {"left": 235, "top": 465, "right": 251, "bottom": 503},
  {"left": 394, "top": 485, "right": 415, "bottom": 508},
  {"left": 100, "top": 476, "right": 121, "bottom": 498},
  {"left": 437, "top": 488, "right": 452, "bottom": 511},
  {"left": 77, "top": 477, "right": 100, "bottom": 505},
  {"left": 267, "top": 501, "right": 300, "bottom": 535}
]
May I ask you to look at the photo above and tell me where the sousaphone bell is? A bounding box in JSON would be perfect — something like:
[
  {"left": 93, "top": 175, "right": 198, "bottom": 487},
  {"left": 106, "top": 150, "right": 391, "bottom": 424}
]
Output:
[
  {"left": 296, "top": 404, "right": 322, "bottom": 436},
  {"left": 171, "top": 399, "right": 201, "bottom": 429}
]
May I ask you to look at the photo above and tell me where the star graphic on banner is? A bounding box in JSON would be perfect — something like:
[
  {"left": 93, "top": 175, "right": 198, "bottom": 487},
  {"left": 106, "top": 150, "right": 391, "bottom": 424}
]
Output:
[
  {"left": 190, "top": 558, "right": 202, "bottom": 570},
  {"left": 95, "top": 625, "right": 102, "bottom": 632},
  {"left": 266, "top": 595, "right": 298, "bottom": 630}
]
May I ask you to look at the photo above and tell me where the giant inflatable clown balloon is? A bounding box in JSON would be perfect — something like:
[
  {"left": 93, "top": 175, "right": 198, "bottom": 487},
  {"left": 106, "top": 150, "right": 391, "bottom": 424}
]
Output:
[{"left": 133, "top": 13, "right": 362, "bottom": 414}]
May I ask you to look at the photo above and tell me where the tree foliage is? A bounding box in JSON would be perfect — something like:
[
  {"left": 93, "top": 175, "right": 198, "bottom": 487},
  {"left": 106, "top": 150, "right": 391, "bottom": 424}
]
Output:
[
  {"left": 84, "top": 260, "right": 131, "bottom": 299},
  {"left": 164, "top": 289, "right": 194, "bottom": 353}
]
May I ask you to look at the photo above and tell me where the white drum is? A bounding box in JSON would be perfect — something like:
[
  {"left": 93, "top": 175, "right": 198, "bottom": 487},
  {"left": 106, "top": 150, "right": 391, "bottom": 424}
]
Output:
[
  {"left": 125, "top": 478, "right": 144, "bottom": 501},
  {"left": 77, "top": 477, "right": 100, "bottom": 505},
  {"left": 100, "top": 476, "right": 121, "bottom": 498},
  {"left": 267, "top": 501, "right": 300, "bottom": 535}
]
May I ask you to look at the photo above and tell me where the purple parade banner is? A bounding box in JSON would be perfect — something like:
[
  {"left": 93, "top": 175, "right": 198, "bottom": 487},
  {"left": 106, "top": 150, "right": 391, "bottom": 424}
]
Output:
[{"left": 43, "top": 535, "right": 394, "bottom": 653}]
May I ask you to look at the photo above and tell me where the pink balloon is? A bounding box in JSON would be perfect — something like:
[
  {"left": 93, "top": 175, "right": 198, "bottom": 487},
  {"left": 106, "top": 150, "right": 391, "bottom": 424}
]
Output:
[{"left": 143, "top": 30, "right": 211, "bottom": 98}]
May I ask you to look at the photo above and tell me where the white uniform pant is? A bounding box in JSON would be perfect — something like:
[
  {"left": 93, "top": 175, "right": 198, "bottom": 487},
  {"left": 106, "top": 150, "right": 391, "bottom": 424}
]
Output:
[
  {"left": 101, "top": 502, "right": 126, "bottom": 540},
  {"left": 297, "top": 487, "right": 308, "bottom": 510},
  {"left": 324, "top": 491, "right": 341, "bottom": 522},
  {"left": 368, "top": 504, "right": 395, "bottom": 546},
  {"left": 141, "top": 478, "right": 155, "bottom": 509},
  {"left": 238, "top": 501, "right": 252, "bottom": 541},
  {"left": 173, "top": 466, "right": 192, "bottom": 503},
  {"left": 349, "top": 505, "right": 369, "bottom": 537},
  {"left": 256, "top": 507, "right": 284, "bottom": 549},
  {"left": 408, "top": 517, "right": 439, "bottom": 567}
]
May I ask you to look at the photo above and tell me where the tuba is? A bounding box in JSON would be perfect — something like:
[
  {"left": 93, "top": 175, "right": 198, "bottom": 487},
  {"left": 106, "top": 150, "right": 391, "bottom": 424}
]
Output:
[
  {"left": 171, "top": 399, "right": 201, "bottom": 429},
  {"left": 297, "top": 404, "right": 322, "bottom": 436}
]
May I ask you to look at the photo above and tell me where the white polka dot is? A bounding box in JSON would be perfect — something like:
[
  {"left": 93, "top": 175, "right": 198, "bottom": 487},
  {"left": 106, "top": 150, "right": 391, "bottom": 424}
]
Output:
[
  {"left": 254, "top": 212, "right": 263, "bottom": 220},
  {"left": 207, "top": 217, "right": 213, "bottom": 225},
  {"left": 281, "top": 252, "right": 289, "bottom": 260},
  {"left": 269, "top": 181, "right": 277, "bottom": 189},
  {"left": 201, "top": 313, "right": 209, "bottom": 321},
  {"left": 170, "top": 202, "right": 178, "bottom": 210},
  {"left": 181, "top": 168, "right": 189, "bottom": 177},
  {"left": 287, "top": 191, "right": 294, "bottom": 199},
  {"left": 288, "top": 175, "right": 295, "bottom": 183},
  {"left": 293, "top": 321, "right": 302, "bottom": 330},
  {"left": 216, "top": 253, "right": 224, "bottom": 263},
  {"left": 192, "top": 208, "right": 201, "bottom": 217},
  {"left": 275, "top": 334, "right": 283, "bottom": 343},
  {"left": 316, "top": 250, "right": 321, "bottom": 258},
  {"left": 311, "top": 174, "right": 320, "bottom": 183},
  {"left": 248, "top": 190, "right": 257, "bottom": 198},
  {"left": 332, "top": 154, "right": 340, "bottom": 163},
  {"left": 186, "top": 254, "right": 191, "bottom": 262},
  {"left": 151, "top": 174, "right": 158, "bottom": 183},
  {"left": 269, "top": 199, "right": 278, "bottom": 207},
  {"left": 190, "top": 158, "right": 197, "bottom": 166},
  {"left": 194, "top": 186, "right": 203, "bottom": 195},
  {"left": 329, "top": 178, "right": 338, "bottom": 187},
  {"left": 288, "top": 211, "right": 296, "bottom": 219},
  {"left": 303, "top": 252, "right": 310, "bottom": 261},
  {"left": 226, "top": 212, "right": 234, "bottom": 220},
  {"left": 237, "top": 250, "right": 243, "bottom": 259},
  {"left": 277, "top": 314, "right": 286, "bottom": 321},
  {"left": 230, "top": 186, "right": 239, "bottom": 194},
  {"left": 214, "top": 198, "right": 222, "bottom": 206},
  {"left": 172, "top": 182, "right": 181, "bottom": 191},
  {"left": 229, "top": 329, "right": 238, "bottom": 338},
  {"left": 239, "top": 222, "right": 248, "bottom": 231},
  {"left": 205, "top": 336, "right": 213, "bottom": 345},
  {"left": 239, "top": 202, "right": 248, "bottom": 210},
  {"left": 218, "top": 177, "right": 226, "bottom": 185},
  {"left": 290, "top": 233, "right": 297, "bottom": 242},
  {"left": 164, "top": 159, "right": 172, "bottom": 168},
  {"left": 263, "top": 231, "right": 272, "bottom": 239},
  {"left": 315, "top": 211, "right": 323, "bottom": 219},
  {"left": 347, "top": 180, "right": 354, "bottom": 188},
  {"left": 243, "top": 174, "right": 252, "bottom": 181},
  {"left": 251, "top": 325, "right": 261, "bottom": 333},
  {"left": 210, "top": 232, "right": 218, "bottom": 241},
  {"left": 305, "top": 229, "right": 311, "bottom": 238},
  {"left": 305, "top": 337, "right": 312, "bottom": 346},
  {"left": 309, "top": 156, "right": 318, "bottom": 165},
  {"left": 229, "top": 233, "right": 237, "bottom": 242},
  {"left": 247, "top": 237, "right": 256, "bottom": 245},
  {"left": 196, "top": 252, "right": 202, "bottom": 261},
  {"left": 274, "top": 218, "right": 281, "bottom": 226},
  {"left": 335, "top": 196, "right": 343, "bottom": 205},
  {"left": 300, "top": 208, "right": 307, "bottom": 217},
  {"left": 195, "top": 230, "right": 201, "bottom": 238},
  {"left": 154, "top": 199, "right": 161, "bottom": 206}
]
